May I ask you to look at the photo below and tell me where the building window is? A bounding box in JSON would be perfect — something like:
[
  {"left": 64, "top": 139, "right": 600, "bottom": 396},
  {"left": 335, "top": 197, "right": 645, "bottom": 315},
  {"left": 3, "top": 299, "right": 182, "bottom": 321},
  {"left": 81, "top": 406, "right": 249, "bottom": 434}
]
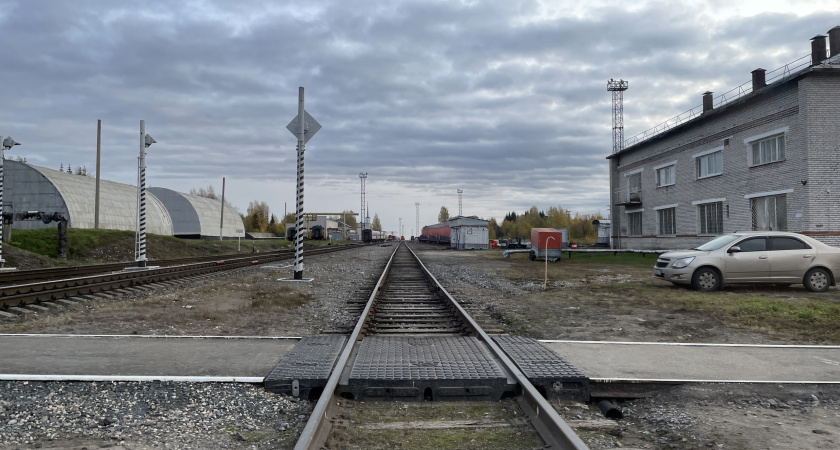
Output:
[
  {"left": 751, "top": 194, "right": 787, "bottom": 231},
  {"left": 697, "top": 202, "right": 723, "bottom": 235},
  {"left": 657, "top": 207, "right": 676, "bottom": 235},
  {"left": 750, "top": 134, "right": 785, "bottom": 166},
  {"left": 628, "top": 212, "right": 642, "bottom": 236},
  {"left": 655, "top": 164, "right": 675, "bottom": 187},
  {"left": 696, "top": 151, "right": 722, "bottom": 178},
  {"left": 626, "top": 172, "right": 642, "bottom": 202}
]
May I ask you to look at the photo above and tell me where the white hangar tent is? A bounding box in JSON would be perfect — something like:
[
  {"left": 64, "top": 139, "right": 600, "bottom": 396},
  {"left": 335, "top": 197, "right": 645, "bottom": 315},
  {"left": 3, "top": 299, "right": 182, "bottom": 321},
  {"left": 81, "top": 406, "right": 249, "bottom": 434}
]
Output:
[
  {"left": 4, "top": 160, "right": 244, "bottom": 239},
  {"left": 148, "top": 187, "right": 243, "bottom": 239}
]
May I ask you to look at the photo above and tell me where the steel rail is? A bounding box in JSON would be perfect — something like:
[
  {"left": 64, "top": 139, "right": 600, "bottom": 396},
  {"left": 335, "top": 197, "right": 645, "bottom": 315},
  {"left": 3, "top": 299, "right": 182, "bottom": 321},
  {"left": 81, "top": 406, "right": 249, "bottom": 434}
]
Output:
[
  {"left": 406, "top": 244, "right": 589, "bottom": 450},
  {"left": 294, "top": 242, "right": 589, "bottom": 449},
  {"left": 293, "top": 241, "right": 401, "bottom": 450},
  {"left": 0, "top": 245, "right": 345, "bottom": 285},
  {"left": 0, "top": 244, "right": 363, "bottom": 310}
]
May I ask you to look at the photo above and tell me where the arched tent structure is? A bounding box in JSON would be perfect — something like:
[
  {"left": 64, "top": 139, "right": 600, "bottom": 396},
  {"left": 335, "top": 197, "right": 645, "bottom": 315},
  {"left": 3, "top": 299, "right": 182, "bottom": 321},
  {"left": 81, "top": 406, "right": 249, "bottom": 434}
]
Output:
[
  {"left": 148, "top": 187, "right": 244, "bottom": 239},
  {"left": 5, "top": 160, "right": 173, "bottom": 235}
]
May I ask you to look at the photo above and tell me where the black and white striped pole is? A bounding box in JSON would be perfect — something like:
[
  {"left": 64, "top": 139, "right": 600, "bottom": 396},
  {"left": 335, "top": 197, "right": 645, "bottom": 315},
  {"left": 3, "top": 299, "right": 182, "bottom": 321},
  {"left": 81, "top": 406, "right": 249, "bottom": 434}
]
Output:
[
  {"left": 285, "top": 87, "right": 320, "bottom": 281},
  {"left": 135, "top": 120, "right": 156, "bottom": 268},
  {"left": 0, "top": 136, "right": 21, "bottom": 269}
]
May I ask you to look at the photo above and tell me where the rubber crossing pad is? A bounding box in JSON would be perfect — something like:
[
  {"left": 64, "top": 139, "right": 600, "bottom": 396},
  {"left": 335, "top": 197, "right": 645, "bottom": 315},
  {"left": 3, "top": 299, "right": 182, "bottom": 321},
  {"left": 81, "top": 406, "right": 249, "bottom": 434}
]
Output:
[
  {"left": 345, "top": 336, "right": 509, "bottom": 401},
  {"left": 263, "top": 335, "right": 347, "bottom": 399},
  {"left": 494, "top": 336, "right": 590, "bottom": 401}
]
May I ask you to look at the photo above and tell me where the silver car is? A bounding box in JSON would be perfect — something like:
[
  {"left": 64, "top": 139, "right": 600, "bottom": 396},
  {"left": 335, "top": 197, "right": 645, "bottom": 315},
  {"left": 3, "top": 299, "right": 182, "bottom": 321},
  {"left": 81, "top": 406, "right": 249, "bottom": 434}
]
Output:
[{"left": 653, "top": 231, "right": 840, "bottom": 292}]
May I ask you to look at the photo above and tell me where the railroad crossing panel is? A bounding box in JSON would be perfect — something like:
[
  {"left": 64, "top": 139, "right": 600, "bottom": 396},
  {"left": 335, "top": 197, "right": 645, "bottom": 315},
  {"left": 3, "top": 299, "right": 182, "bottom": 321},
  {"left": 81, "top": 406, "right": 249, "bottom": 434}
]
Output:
[
  {"left": 344, "top": 336, "right": 510, "bottom": 401},
  {"left": 264, "top": 335, "right": 347, "bottom": 400},
  {"left": 494, "top": 336, "right": 590, "bottom": 401}
]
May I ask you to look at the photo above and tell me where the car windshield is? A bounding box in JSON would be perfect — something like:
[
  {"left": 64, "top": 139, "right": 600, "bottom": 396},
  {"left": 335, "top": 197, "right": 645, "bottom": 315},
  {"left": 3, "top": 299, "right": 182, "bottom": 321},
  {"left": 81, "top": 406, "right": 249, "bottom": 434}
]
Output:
[{"left": 694, "top": 234, "right": 742, "bottom": 251}]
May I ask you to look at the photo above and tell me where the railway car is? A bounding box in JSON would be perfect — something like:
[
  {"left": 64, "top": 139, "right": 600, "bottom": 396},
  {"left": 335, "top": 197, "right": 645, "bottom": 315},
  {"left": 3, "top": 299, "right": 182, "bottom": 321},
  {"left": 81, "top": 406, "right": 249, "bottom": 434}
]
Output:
[
  {"left": 311, "top": 225, "right": 325, "bottom": 240},
  {"left": 286, "top": 226, "right": 296, "bottom": 240},
  {"left": 421, "top": 222, "right": 451, "bottom": 245}
]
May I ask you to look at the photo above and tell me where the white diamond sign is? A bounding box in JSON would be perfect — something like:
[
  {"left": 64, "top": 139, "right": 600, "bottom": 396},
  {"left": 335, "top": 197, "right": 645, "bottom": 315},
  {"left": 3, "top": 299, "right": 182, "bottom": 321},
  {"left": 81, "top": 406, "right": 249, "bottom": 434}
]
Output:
[{"left": 286, "top": 110, "right": 321, "bottom": 143}]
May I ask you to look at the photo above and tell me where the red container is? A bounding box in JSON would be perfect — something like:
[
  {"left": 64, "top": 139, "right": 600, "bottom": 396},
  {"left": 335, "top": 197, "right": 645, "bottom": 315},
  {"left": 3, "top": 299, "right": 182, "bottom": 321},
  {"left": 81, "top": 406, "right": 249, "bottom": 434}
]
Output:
[
  {"left": 571, "top": 242, "right": 578, "bottom": 249},
  {"left": 531, "top": 228, "right": 565, "bottom": 251}
]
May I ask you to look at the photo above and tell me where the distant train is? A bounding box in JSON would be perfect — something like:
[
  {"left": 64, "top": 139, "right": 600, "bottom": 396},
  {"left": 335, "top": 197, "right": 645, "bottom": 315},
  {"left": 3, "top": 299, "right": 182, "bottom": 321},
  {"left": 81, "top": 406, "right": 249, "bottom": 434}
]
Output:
[
  {"left": 285, "top": 225, "right": 326, "bottom": 240},
  {"left": 419, "top": 222, "right": 450, "bottom": 245},
  {"left": 362, "top": 229, "right": 386, "bottom": 243}
]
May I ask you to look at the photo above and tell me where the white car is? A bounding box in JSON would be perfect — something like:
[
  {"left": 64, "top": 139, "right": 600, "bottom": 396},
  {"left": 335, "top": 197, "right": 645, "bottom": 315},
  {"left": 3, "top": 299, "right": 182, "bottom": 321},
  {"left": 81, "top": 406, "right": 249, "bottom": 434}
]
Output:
[{"left": 653, "top": 231, "right": 840, "bottom": 292}]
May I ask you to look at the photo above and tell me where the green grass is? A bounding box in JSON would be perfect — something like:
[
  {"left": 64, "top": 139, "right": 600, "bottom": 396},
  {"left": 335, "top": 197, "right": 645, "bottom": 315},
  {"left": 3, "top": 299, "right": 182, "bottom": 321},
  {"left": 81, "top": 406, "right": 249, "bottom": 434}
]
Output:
[
  {"left": 8, "top": 228, "right": 135, "bottom": 258},
  {"left": 7, "top": 228, "right": 294, "bottom": 262}
]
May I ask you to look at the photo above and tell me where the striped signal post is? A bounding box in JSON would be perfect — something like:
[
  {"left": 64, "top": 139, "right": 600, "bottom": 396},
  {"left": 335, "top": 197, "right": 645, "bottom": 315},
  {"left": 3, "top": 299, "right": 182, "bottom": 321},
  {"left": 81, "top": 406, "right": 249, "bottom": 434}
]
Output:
[
  {"left": 0, "top": 136, "right": 21, "bottom": 268},
  {"left": 285, "top": 87, "right": 320, "bottom": 280},
  {"left": 135, "top": 121, "right": 156, "bottom": 268}
]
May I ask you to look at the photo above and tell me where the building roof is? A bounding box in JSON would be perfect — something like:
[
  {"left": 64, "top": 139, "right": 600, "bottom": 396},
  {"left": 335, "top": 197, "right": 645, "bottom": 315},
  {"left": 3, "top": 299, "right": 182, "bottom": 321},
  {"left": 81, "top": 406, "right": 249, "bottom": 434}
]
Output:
[
  {"left": 7, "top": 161, "right": 173, "bottom": 235},
  {"left": 148, "top": 187, "right": 244, "bottom": 238},
  {"left": 609, "top": 52, "right": 840, "bottom": 159}
]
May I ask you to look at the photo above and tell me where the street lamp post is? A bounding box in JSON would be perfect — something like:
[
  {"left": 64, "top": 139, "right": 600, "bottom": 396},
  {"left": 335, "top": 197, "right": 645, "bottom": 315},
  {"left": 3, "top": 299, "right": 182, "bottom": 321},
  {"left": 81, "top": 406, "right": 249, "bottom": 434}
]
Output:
[
  {"left": 135, "top": 121, "right": 156, "bottom": 268},
  {"left": 0, "top": 136, "right": 21, "bottom": 268}
]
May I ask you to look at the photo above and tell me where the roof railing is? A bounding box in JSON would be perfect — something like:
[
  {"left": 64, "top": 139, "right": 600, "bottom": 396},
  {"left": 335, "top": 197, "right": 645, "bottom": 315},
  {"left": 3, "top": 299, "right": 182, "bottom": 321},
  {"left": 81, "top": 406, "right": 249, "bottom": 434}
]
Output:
[{"left": 621, "top": 54, "right": 824, "bottom": 149}]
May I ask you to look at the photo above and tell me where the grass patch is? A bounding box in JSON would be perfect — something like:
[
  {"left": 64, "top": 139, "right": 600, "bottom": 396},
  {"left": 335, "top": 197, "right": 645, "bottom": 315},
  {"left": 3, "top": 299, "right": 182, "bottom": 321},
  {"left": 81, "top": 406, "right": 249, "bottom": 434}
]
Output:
[
  {"left": 338, "top": 427, "right": 543, "bottom": 450},
  {"left": 7, "top": 228, "right": 294, "bottom": 263}
]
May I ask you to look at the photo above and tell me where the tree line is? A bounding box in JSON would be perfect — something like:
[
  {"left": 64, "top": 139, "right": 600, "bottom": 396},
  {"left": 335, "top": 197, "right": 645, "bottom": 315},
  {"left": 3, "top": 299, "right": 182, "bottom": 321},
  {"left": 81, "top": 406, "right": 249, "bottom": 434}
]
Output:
[{"left": 491, "top": 206, "right": 604, "bottom": 242}]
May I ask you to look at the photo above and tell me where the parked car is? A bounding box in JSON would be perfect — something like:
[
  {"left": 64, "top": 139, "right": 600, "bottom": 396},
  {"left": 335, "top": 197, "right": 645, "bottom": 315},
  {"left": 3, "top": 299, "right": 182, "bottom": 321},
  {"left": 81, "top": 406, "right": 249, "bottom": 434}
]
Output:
[{"left": 653, "top": 231, "right": 840, "bottom": 292}]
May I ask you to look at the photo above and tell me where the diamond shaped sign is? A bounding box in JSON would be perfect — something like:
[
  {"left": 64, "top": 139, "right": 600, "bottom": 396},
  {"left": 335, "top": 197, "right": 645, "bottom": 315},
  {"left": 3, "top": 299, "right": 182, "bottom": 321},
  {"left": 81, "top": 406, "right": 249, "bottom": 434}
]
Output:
[{"left": 286, "top": 110, "right": 321, "bottom": 144}]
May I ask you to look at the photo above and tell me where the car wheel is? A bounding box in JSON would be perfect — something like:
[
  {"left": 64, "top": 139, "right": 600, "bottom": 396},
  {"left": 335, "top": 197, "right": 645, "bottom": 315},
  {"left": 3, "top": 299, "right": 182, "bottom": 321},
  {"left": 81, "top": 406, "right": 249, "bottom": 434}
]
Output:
[
  {"left": 804, "top": 268, "right": 831, "bottom": 292},
  {"left": 692, "top": 267, "right": 721, "bottom": 292},
  {"left": 528, "top": 252, "right": 536, "bottom": 261}
]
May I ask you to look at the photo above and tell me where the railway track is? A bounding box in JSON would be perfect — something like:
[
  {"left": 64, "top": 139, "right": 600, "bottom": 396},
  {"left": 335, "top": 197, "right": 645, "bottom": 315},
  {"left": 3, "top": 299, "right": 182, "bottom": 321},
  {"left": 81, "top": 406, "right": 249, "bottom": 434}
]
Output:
[
  {"left": 0, "top": 243, "right": 363, "bottom": 312},
  {"left": 288, "top": 242, "right": 588, "bottom": 449}
]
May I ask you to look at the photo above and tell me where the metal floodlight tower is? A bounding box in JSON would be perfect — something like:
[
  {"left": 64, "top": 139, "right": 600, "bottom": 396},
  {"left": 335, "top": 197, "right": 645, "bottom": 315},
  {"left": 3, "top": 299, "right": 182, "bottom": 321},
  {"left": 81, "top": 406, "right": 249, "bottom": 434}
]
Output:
[
  {"left": 135, "top": 121, "right": 156, "bottom": 267},
  {"left": 607, "top": 79, "right": 629, "bottom": 154},
  {"left": 359, "top": 173, "right": 368, "bottom": 231},
  {"left": 0, "top": 136, "right": 21, "bottom": 268},
  {"left": 457, "top": 189, "right": 463, "bottom": 217}
]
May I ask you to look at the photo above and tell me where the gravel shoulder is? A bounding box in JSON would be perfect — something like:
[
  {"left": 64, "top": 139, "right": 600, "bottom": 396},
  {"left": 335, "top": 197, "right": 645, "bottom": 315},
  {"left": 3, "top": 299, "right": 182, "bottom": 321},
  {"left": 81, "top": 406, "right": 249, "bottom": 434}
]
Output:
[{"left": 2, "top": 242, "right": 840, "bottom": 449}]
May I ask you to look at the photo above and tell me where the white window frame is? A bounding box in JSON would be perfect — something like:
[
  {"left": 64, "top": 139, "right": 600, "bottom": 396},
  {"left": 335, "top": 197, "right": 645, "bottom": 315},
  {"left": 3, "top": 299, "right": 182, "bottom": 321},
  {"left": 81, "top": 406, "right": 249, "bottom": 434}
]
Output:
[
  {"left": 626, "top": 209, "right": 643, "bottom": 236},
  {"left": 653, "top": 160, "right": 677, "bottom": 188},
  {"left": 694, "top": 200, "right": 724, "bottom": 235},
  {"left": 693, "top": 146, "right": 723, "bottom": 179},
  {"left": 624, "top": 169, "right": 643, "bottom": 203},
  {"left": 745, "top": 127, "right": 788, "bottom": 167},
  {"left": 654, "top": 204, "right": 677, "bottom": 236}
]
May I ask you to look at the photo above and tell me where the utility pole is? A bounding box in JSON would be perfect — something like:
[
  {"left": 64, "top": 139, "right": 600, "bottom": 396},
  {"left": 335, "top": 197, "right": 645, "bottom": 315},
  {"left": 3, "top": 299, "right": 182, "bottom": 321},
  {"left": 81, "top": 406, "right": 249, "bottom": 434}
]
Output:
[
  {"left": 415, "top": 202, "right": 419, "bottom": 239},
  {"left": 95, "top": 119, "right": 101, "bottom": 229},
  {"left": 219, "top": 177, "right": 225, "bottom": 240},
  {"left": 457, "top": 189, "right": 463, "bottom": 217},
  {"left": 359, "top": 173, "right": 367, "bottom": 233}
]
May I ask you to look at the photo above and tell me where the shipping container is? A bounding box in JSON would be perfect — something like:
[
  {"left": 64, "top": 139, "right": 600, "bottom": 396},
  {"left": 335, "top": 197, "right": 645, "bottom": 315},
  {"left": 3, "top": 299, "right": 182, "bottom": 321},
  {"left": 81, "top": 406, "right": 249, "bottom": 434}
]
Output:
[{"left": 529, "top": 228, "right": 568, "bottom": 261}]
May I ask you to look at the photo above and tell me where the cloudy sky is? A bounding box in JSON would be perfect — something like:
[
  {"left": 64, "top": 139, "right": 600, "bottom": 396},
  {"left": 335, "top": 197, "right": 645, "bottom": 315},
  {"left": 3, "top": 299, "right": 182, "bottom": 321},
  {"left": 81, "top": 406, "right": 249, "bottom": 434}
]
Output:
[{"left": 0, "top": 1, "right": 837, "bottom": 234}]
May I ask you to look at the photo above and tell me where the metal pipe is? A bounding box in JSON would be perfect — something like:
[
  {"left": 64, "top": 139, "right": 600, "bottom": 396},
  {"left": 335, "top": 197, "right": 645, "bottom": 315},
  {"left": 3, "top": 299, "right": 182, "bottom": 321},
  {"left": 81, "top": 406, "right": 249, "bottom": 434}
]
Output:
[{"left": 597, "top": 400, "right": 623, "bottom": 419}]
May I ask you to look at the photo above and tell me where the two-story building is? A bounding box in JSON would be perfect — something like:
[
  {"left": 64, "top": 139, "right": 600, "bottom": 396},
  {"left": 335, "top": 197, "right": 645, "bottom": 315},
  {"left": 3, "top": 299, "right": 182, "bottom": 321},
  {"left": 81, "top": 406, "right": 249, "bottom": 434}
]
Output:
[{"left": 608, "top": 26, "right": 840, "bottom": 249}]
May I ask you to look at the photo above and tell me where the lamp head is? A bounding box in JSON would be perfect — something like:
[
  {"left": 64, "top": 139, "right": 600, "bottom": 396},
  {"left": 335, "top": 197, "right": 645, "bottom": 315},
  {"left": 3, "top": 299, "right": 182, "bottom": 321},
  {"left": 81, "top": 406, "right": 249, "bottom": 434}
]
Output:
[
  {"left": 144, "top": 134, "right": 156, "bottom": 148},
  {"left": 2, "top": 137, "right": 20, "bottom": 150}
]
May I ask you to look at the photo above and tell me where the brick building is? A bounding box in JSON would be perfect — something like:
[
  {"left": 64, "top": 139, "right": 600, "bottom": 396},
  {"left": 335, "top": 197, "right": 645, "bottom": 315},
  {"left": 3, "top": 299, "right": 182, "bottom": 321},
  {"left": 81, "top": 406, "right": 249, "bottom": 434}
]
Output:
[{"left": 608, "top": 26, "right": 840, "bottom": 249}]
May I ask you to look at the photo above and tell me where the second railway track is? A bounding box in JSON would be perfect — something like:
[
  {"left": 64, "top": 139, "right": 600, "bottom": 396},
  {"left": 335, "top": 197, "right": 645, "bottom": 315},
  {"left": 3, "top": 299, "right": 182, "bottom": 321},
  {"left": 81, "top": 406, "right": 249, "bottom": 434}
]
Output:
[{"left": 0, "top": 243, "right": 364, "bottom": 312}]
